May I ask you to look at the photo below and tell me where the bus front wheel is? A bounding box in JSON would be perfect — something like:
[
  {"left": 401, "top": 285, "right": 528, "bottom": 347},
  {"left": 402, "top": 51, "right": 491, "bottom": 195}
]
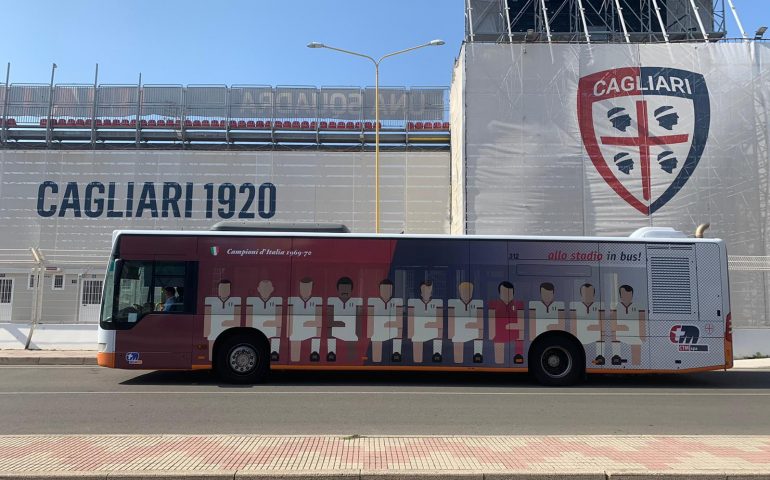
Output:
[
  {"left": 215, "top": 335, "right": 269, "bottom": 384},
  {"left": 530, "top": 335, "right": 584, "bottom": 386}
]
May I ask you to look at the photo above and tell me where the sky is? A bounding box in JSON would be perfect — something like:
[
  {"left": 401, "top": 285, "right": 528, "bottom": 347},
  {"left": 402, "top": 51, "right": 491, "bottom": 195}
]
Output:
[{"left": 0, "top": 0, "right": 767, "bottom": 88}]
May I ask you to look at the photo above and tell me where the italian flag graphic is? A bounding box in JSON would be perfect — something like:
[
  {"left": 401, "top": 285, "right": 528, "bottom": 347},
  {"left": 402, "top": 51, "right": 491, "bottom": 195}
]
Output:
[{"left": 210, "top": 246, "right": 219, "bottom": 256}]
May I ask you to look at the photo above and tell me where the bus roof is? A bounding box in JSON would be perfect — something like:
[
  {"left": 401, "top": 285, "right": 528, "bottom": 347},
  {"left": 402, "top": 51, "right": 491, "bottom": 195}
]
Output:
[{"left": 111, "top": 228, "right": 723, "bottom": 245}]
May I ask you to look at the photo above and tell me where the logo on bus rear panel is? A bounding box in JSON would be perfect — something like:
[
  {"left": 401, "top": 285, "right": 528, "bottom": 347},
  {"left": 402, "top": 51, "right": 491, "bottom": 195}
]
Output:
[
  {"left": 125, "top": 352, "right": 143, "bottom": 364},
  {"left": 578, "top": 67, "right": 710, "bottom": 215},
  {"left": 210, "top": 246, "right": 219, "bottom": 256},
  {"left": 670, "top": 325, "right": 708, "bottom": 351}
]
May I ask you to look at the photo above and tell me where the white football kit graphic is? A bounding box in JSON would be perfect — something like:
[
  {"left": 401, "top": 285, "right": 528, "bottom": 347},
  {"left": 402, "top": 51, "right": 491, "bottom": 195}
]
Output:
[
  {"left": 247, "top": 296, "right": 282, "bottom": 355},
  {"left": 570, "top": 301, "right": 604, "bottom": 344},
  {"left": 613, "top": 302, "right": 644, "bottom": 346},
  {"left": 529, "top": 301, "right": 565, "bottom": 337},
  {"left": 205, "top": 296, "right": 241, "bottom": 340},
  {"left": 288, "top": 296, "right": 322, "bottom": 356},
  {"left": 368, "top": 297, "right": 403, "bottom": 354},
  {"left": 409, "top": 298, "right": 443, "bottom": 356},
  {"left": 327, "top": 297, "right": 362, "bottom": 355},
  {"left": 448, "top": 299, "right": 484, "bottom": 358}
]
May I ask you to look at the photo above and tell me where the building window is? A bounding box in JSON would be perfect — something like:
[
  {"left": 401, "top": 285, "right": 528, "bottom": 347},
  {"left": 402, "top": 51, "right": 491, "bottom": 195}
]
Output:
[
  {"left": 52, "top": 274, "right": 65, "bottom": 291},
  {"left": 28, "top": 274, "right": 37, "bottom": 290}
]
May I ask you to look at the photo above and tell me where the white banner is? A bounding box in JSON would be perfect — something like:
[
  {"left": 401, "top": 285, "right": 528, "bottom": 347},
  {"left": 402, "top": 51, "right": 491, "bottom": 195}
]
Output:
[
  {"left": 455, "top": 42, "right": 770, "bottom": 328},
  {"left": 0, "top": 150, "right": 450, "bottom": 254}
]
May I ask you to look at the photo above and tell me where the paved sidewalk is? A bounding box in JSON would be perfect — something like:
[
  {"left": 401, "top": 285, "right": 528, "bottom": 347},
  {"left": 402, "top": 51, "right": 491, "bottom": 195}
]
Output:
[{"left": 0, "top": 435, "right": 768, "bottom": 478}]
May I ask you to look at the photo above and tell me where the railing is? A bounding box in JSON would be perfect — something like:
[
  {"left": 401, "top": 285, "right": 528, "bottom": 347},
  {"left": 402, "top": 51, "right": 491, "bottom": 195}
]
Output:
[{"left": 0, "top": 83, "right": 450, "bottom": 135}]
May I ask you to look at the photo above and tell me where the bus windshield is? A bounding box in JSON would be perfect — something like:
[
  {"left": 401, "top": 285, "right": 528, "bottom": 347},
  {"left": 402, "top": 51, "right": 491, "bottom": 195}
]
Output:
[{"left": 101, "top": 259, "right": 189, "bottom": 326}]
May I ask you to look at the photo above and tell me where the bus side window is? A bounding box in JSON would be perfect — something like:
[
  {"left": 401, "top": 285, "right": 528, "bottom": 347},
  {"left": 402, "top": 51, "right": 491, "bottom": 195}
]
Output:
[{"left": 153, "top": 262, "right": 196, "bottom": 314}]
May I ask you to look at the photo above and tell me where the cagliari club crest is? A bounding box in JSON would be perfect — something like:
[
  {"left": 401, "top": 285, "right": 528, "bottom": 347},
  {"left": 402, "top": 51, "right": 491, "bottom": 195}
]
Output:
[{"left": 578, "top": 67, "right": 710, "bottom": 215}]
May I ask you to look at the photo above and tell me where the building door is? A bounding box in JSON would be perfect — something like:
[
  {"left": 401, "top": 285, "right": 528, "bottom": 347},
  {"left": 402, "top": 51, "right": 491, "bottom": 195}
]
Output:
[
  {"left": 78, "top": 279, "right": 103, "bottom": 323},
  {"left": 0, "top": 278, "right": 13, "bottom": 322}
]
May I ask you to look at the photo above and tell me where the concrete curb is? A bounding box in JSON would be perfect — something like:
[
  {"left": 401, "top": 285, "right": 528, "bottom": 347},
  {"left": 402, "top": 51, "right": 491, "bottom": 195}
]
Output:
[{"left": 0, "top": 356, "right": 96, "bottom": 365}]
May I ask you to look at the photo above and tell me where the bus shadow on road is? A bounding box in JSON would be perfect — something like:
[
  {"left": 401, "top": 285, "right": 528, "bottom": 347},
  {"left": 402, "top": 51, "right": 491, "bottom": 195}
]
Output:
[{"left": 118, "top": 368, "right": 770, "bottom": 389}]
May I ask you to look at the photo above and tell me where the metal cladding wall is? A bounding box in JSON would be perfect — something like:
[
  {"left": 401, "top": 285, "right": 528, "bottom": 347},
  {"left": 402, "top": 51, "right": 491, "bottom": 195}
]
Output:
[
  {"left": 453, "top": 42, "right": 770, "bottom": 329},
  {"left": 0, "top": 150, "right": 450, "bottom": 255}
]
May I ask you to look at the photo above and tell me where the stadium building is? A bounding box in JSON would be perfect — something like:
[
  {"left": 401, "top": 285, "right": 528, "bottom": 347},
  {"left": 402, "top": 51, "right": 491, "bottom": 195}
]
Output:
[{"left": 1, "top": 0, "right": 769, "bottom": 355}]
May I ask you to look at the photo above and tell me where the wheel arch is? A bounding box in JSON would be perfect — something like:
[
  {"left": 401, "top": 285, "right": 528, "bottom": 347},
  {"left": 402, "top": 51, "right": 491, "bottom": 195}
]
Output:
[
  {"left": 528, "top": 331, "right": 587, "bottom": 372},
  {"left": 212, "top": 327, "right": 269, "bottom": 369}
]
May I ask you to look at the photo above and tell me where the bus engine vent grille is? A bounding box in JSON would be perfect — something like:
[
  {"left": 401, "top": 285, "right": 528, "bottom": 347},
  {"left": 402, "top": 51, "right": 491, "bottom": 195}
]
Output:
[{"left": 649, "top": 256, "right": 693, "bottom": 314}]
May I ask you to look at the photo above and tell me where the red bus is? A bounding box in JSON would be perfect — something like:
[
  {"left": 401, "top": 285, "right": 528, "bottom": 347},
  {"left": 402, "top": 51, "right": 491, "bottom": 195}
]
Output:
[{"left": 97, "top": 225, "right": 732, "bottom": 385}]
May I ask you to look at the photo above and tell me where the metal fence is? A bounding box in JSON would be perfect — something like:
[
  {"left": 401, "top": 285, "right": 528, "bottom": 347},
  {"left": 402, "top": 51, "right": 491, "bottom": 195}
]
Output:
[{"left": 0, "top": 82, "right": 449, "bottom": 131}]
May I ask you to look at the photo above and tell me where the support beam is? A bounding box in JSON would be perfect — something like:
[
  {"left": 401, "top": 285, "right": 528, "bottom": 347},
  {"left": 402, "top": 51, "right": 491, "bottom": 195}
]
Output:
[
  {"left": 614, "top": 0, "right": 631, "bottom": 43},
  {"left": 689, "top": 0, "right": 709, "bottom": 42},
  {"left": 726, "top": 0, "right": 747, "bottom": 40},
  {"left": 576, "top": 0, "right": 591, "bottom": 44},
  {"left": 651, "top": 0, "right": 669, "bottom": 43},
  {"left": 540, "top": 0, "right": 553, "bottom": 43}
]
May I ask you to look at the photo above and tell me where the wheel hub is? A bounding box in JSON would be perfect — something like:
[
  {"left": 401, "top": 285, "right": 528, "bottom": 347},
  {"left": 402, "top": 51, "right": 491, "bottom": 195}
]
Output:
[
  {"left": 541, "top": 346, "right": 572, "bottom": 379},
  {"left": 229, "top": 345, "right": 257, "bottom": 374}
]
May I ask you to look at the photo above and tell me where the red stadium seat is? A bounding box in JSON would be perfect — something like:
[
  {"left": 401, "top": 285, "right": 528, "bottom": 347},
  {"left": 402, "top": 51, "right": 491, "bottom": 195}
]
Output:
[
  {"left": 158, "top": 120, "right": 166, "bottom": 127},
  {"left": 365, "top": 122, "right": 373, "bottom": 130},
  {"left": 301, "top": 121, "right": 310, "bottom": 129},
  {"left": 120, "top": 119, "right": 129, "bottom": 127},
  {"left": 148, "top": 120, "right": 157, "bottom": 127},
  {"left": 8, "top": 118, "right": 16, "bottom": 127},
  {"left": 173, "top": 120, "right": 181, "bottom": 128},
  {"left": 310, "top": 121, "right": 317, "bottom": 129},
  {"left": 433, "top": 122, "right": 442, "bottom": 129},
  {"left": 407, "top": 122, "right": 415, "bottom": 130},
  {"left": 95, "top": 119, "right": 103, "bottom": 127},
  {"left": 247, "top": 120, "right": 256, "bottom": 128},
  {"left": 354, "top": 122, "right": 361, "bottom": 130},
  {"left": 130, "top": 119, "right": 137, "bottom": 127},
  {"left": 414, "top": 122, "right": 423, "bottom": 130},
  {"left": 77, "top": 119, "right": 87, "bottom": 127},
  {"left": 214, "top": 120, "right": 223, "bottom": 128},
  {"left": 141, "top": 120, "right": 148, "bottom": 127},
  {"left": 40, "top": 119, "right": 47, "bottom": 127},
  {"left": 102, "top": 119, "right": 111, "bottom": 126},
  {"left": 423, "top": 122, "right": 433, "bottom": 130},
  {"left": 201, "top": 120, "right": 210, "bottom": 127},
  {"left": 328, "top": 121, "right": 336, "bottom": 129},
  {"left": 346, "top": 121, "right": 355, "bottom": 130},
  {"left": 192, "top": 120, "right": 201, "bottom": 127},
  {"left": 255, "top": 120, "right": 264, "bottom": 129},
  {"left": 264, "top": 121, "right": 271, "bottom": 129},
  {"left": 442, "top": 122, "right": 450, "bottom": 130},
  {"left": 238, "top": 120, "right": 247, "bottom": 128},
  {"left": 291, "top": 121, "right": 300, "bottom": 129},
  {"left": 229, "top": 121, "right": 237, "bottom": 129},
  {"left": 67, "top": 119, "right": 76, "bottom": 126},
  {"left": 274, "top": 121, "right": 284, "bottom": 128}
]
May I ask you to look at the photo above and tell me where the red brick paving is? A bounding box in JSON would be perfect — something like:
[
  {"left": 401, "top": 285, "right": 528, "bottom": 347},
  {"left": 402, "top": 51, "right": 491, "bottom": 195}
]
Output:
[{"left": 0, "top": 435, "right": 768, "bottom": 475}]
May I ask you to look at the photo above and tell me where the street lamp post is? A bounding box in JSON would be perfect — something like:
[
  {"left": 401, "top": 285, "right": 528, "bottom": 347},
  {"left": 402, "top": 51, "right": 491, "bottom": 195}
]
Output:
[{"left": 307, "top": 39, "right": 444, "bottom": 233}]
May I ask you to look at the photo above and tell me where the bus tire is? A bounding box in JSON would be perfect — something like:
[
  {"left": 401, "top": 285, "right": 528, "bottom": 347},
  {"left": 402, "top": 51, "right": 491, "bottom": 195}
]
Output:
[
  {"left": 214, "top": 334, "right": 269, "bottom": 384},
  {"left": 529, "top": 334, "right": 584, "bottom": 386}
]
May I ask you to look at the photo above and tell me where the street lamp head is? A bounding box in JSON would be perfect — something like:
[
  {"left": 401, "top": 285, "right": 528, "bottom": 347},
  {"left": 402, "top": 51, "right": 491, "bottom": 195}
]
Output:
[
  {"left": 307, "top": 42, "right": 325, "bottom": 49},
  {"left": 755, "top": 26, "right": 768, "bottom": 40},
  {"left": 429, "top": 39, "right": 445, "bottom": 46}
]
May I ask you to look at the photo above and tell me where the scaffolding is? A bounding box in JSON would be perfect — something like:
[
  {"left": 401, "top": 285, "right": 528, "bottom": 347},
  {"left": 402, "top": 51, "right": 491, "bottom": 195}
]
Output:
[{"left": 466, "top": 0, "right": 731, "bottom": 43}]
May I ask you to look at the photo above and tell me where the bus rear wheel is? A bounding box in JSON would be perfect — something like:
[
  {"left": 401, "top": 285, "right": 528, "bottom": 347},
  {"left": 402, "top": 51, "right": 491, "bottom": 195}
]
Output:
[
  {"left": 530, "top": 335, "right": 584, "bottom": 386},
  {"left": 215, "top": 335, "right": 269, "bottom": 384}
]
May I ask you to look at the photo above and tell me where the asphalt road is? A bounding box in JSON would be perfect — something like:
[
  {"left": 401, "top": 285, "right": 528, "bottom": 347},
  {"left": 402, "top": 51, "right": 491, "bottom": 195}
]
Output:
[{"left": 0, "top": 366, "right": 769, "bottom": 435}]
